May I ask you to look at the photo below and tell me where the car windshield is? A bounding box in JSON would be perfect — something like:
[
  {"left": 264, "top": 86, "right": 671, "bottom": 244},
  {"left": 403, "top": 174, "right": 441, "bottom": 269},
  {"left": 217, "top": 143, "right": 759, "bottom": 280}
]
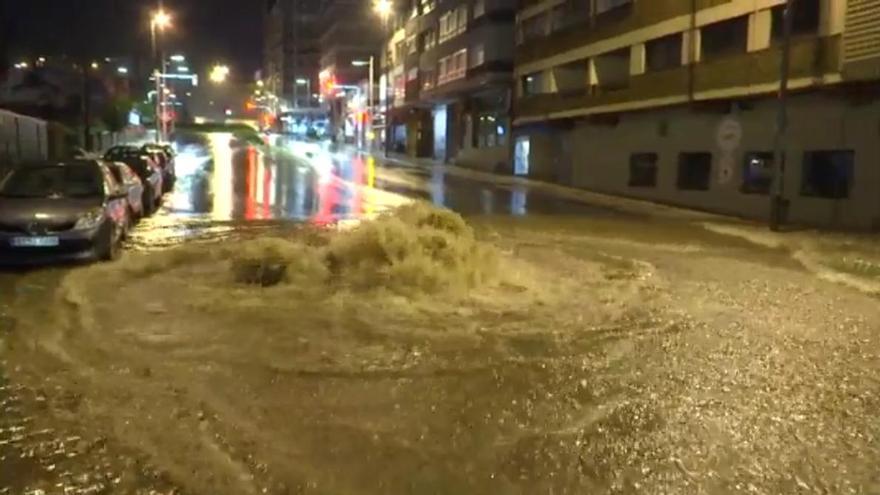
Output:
[{"left": 0, "top": 165, "right": 103, "bottom": 199}]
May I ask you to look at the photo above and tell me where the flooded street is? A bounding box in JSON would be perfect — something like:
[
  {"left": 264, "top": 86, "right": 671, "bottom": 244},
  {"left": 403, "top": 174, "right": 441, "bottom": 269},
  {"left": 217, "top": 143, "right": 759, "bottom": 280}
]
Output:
[{"left": 2, "top": 134, "right": 880, "bottom": 494}]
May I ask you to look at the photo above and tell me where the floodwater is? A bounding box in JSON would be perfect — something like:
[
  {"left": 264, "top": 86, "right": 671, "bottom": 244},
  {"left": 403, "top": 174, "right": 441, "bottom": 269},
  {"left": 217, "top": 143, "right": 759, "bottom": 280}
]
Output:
[
  {"left": 2, "top": 133, "right": 880, "bottom": 495},
  {"left": 130, "top": 133, "right": 634, "bottom": 249}
]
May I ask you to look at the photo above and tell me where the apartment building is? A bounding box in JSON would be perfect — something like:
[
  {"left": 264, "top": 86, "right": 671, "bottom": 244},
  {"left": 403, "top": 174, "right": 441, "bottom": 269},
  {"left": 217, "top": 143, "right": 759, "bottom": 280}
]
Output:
[
  {"left": 264, "top": 0, "right": 323, "bottom": 107},
  {"left": 513, "top": 0, "right": 880, "bottom": 230},
  {"left": 380, "top": 0, "right": 516, "bottom": 168}
]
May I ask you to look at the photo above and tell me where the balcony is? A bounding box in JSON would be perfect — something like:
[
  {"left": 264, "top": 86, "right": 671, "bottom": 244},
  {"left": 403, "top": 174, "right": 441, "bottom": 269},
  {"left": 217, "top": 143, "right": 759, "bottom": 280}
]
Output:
[
  {"left": 516, "top": 0, "right": 734, "bottom": 66},
  {"left": 516, "top": 35, "right": 841, "bottom": 121}
]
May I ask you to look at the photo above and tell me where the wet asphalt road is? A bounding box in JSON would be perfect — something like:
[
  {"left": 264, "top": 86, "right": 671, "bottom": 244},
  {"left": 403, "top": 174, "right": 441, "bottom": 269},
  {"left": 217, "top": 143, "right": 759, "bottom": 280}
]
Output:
[
  {"left": 0, "top": 133, "right": 629, "bottom": 494},
  {"left": 2, "top": 134, "right": 879, "bottom": 494}
]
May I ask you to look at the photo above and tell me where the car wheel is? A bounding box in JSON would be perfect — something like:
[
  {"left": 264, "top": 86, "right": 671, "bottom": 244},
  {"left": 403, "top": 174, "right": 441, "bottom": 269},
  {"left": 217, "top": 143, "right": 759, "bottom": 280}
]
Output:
[
  {"left": 99, "top": 226, "right": 121, "bottom": 262},
  {"left": 143, "top": 191, "right": 155, "bottom": 216}
]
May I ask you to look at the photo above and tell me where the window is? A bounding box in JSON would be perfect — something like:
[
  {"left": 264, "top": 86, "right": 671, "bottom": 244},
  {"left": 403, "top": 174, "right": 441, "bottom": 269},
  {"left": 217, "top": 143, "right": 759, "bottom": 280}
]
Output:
[
  {"left": 521, "top": 72, "right": 545, "bottom": 96},
  {"left": 742, "top": 152, "right": 774, "bottom": 194},
  {"left": 801, "top": 150, "right": 854, "bottom": 199},
  {"left": 629, "top": 153, "right": 658, "bottom": 187},
  {"left": 771, "top": 0, "right": 820, "bottom": 42},
  {"left": 437, "top": 49, "right": 467, "bottom": 85},
  {"left": 421, "top": 0, "right": 435, "bottom": 14},
  {"left": 550, "top": 0, "right": 590, "bottom": 33},
  {"left": 677, "top": 153, "right": 712, "bottom": 190},
  {"left": 646, "top": 33, "right": 683, "bottom": 72},
  {"left": 596, "top": 0, "right": 631, "bottom": 15},
  {"left": 439, "top": 6, "right": 468, "bottom": 43},
  {"left": 407, "top": 35, "right": 418, "bottom": 55},
  {"left": 476, "top": 113, "right": 506, "bottom": 148},
  {"left": 407, "top": 67, "right": 419, "bottom": 81},
  {"left": 422, "top": 69, "right": 435, "bottom": 90},
  {"left": 594, "top": 48, "right": 630, "bottom": 91},
  {"left": 471, "top": 44, "right": 485, "bottom": 67},
  {"left": 701, "top": 16, "right": 748, "bottom": 61},
  {"left": 422, "top": 29, "right": 437, "bottom": 50},
  {"left": 473, "top": 0, "right": 485, "bottom": 18},
  {"left": 552, "top": 59, "right": 588, "bottom": 95},
  {"left": 519, "top": 14, "right": 547, "bottom": 44}
]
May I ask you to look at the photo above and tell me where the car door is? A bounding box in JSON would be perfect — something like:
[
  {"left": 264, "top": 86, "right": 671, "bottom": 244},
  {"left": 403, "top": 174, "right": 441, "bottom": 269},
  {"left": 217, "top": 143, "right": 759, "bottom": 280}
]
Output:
[
  {"left": 121, "top": 164, "right": 144, "bottom": 212},
  {"left": 100, "top": 165, "right": 127, "bottom": 231}
]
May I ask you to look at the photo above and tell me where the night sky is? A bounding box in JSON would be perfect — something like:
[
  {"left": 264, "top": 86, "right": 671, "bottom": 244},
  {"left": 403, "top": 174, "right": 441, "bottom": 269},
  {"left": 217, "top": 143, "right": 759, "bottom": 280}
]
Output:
[{"left": 1, "top": 0, "right": 263, "bottom": 78}]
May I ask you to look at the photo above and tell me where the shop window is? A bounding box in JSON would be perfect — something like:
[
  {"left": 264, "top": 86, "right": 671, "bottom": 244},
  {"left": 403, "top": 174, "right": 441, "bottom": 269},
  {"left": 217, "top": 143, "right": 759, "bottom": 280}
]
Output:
[
  {"left": 677, "top": 153, "right": 712, "bottom": 190},
  {"left": 742, "top": 152, "right": 774, "bottom": 194},
  {"left": 701, "top": 16, "right": 748, "bottom": 61},
  {"left": 646, "top": 33, "right": 683, "bottom": 72},
  {"left": 407, "top": 68, "right": 419, "bottom": 81},
  {"left": 771, "top": 0, "right": 820, "bottom": 41},
  {"left": 476, "top": 113, "right": 506, "bottom": 148},
  {"left": 801, "top": 150, "right": 854, "bottom": 199},
  {"left": 629, "top": 153, "right": 658, "bottom": 187}
]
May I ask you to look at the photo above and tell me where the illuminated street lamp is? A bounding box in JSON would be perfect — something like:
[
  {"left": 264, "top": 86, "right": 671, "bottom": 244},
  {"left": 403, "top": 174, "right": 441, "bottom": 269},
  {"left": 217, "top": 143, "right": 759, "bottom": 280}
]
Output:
[
  {"left": 210, "top": 64, "right": 231, "bottom": 84},
  {"left": 373, "top": 0, "right": 392, "bottom": 19},
  {"left": 150, "top": 8, "right": 172, "bottom": 143},
  {"left": 373, "top": 0, "right": 393, "bottom": 156}
]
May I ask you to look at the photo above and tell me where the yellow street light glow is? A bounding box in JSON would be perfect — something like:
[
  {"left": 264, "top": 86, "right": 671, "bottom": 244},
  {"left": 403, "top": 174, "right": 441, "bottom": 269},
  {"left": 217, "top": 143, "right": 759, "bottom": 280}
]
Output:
[
  {"left": 210, "top": 64, "right": 230, "bottom": 84},
  {"left": 374, "top": 0, "right": 392, "bottom": 18},
  {"left": 90, "top": 61, "right": 99, "bottom": 69},
  {"left": 152, "top": 10, "right": 172, "bottom": 29}
]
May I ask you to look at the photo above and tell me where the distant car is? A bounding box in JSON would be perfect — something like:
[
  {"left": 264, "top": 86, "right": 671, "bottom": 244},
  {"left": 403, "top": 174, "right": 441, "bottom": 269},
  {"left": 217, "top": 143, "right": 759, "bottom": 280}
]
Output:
[
  {"left": 105, "top": 153, "right": 164, "bottom": 216},
  {"left": 0, "top": 160, "right": 129, "bottom": 264},
  {"left": 107, "top": 161, "right": 145, "bottom": 222},
  {"left": 141, "top": 144, "right": 176, "bottom": 192}
]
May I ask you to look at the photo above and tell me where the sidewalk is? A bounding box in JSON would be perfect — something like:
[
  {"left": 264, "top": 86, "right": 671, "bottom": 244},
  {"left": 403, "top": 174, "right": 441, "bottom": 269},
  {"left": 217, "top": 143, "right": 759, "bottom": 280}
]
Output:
[{"left": 365, "top": 150, "right": 880, "bottom": 295}]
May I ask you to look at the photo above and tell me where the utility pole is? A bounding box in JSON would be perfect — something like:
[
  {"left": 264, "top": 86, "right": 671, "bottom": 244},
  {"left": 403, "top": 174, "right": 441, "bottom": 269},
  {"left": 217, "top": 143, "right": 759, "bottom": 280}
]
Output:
[
  {"left": 770, "top": 0, "right": 794, "bottom": 231},
  {"left": 384, "top": 16, "right": 392, "bottom": 157},
  {"left": 82, "top": 65, "right": 92, "bottom": 151}
]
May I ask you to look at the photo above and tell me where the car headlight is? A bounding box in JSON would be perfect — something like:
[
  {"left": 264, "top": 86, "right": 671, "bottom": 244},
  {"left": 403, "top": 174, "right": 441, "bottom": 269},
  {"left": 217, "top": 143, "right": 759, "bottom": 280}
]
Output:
[{"left": 74, "top": 207, "right": 105, "bottom": 230}]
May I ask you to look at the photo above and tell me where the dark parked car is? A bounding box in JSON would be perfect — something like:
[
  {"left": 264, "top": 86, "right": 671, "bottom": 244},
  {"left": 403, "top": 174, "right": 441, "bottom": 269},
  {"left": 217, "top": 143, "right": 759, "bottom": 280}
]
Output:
[
  {"left": 141, "top": 144, "right": 176, "bottom": 192},
  {"left": 104, "top": 148, "right": 164, "bottom": 215},
  {"left": 107, "top": 161, "right": 145, "bottom": 221},
  {"left": 0, "top": 160, "right": 129, "bottom": 264}
]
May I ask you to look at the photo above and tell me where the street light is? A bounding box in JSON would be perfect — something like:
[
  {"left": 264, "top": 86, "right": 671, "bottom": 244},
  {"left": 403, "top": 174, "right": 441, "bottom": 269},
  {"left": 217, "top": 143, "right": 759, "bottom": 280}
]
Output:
[
  {"left": 295, "top": 78, "right": 311, "bottom": 108},
  {"left": 151, "top": 9, "right": 172, "bottom": 143},
  {"left": 373, "top": 0, "right": 392, "bottom": 18},
  {"left": 210, "top": 64, "right": 230, "bottom": 84},
  {"left": 352, "top": 59, "right": 375, "bottom": 150},
  {"left": 373, "top": 0, "right": 393, "bottom": 156}
]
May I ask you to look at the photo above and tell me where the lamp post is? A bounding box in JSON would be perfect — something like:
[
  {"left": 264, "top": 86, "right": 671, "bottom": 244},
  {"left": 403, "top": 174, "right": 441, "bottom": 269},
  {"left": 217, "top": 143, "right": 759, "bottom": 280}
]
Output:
[
  {"left": 151, "top": 8, "right": 172, "bottom": 143},
  {"left": 770, "top": 0, "right": 794, "bottom": 231},
  {"left": 295, "top": 78, "right": 311, "bottom": 108},
  {"left": 374, "top": 0, "right": 392, "bottom": 157},
  {"left": 352, "top": 58, "right": 374, "bottom": 150}
]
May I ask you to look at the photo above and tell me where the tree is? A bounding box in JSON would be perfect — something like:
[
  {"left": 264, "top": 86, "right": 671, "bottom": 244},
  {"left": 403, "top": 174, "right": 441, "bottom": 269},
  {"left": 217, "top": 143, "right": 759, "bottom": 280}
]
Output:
[{"left": 102, "top": 96, "right": 133, "bottom": 135}]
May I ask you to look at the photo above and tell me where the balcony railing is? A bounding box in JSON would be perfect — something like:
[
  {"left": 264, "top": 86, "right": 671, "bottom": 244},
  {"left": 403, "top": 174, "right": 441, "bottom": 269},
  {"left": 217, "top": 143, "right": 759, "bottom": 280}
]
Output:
[{"left": 516, "top": 36, "right": 840, "bottom": 119}]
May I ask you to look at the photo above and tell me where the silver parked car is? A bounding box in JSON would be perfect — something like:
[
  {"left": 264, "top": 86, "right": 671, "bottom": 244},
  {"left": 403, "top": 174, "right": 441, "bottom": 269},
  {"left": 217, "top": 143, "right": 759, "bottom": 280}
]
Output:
[{"left": 0, "top": 160, "right": 130, "bottom": 264}]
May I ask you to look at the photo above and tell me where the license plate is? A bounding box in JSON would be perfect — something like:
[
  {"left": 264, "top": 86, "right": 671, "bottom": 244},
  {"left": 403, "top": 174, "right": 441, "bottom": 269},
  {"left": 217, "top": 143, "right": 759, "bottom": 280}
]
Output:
[{"left": 11, "top": 236, "right": 60, "bottom": 247}]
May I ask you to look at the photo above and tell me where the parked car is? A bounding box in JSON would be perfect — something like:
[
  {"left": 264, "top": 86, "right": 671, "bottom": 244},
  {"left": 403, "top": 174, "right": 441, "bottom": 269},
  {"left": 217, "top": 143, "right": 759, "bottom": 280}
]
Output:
[
  {"left": 141, "top": 144, "right": 176, "bottom": 192},
  {"left": 0, "top": 160, "right": 129, "bottom": 264},
  {"left": 107, "top": 161, "right": 145, "bottom": 222}
]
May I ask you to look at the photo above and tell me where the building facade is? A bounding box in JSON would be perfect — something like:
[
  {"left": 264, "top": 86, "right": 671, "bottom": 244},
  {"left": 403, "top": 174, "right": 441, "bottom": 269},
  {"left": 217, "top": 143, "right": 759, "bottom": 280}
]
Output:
[
  {"left": 382, "top": 0, "right": 516, "bottom": 169},
  {"left": 265, "top": 0, "right": 324, "bottom": 108},
  {"left": 513, "top": 0, "right": 880, "bottom": 230}
]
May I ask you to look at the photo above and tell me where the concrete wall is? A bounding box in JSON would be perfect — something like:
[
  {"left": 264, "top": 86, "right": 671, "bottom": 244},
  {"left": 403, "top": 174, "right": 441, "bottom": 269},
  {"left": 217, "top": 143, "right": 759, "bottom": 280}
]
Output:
[
  {"left": 0, "top": 109, "right": 49, "bottom": 165},
  {"left": 523, "top": 92, "right": 880, "bottom": 229}
]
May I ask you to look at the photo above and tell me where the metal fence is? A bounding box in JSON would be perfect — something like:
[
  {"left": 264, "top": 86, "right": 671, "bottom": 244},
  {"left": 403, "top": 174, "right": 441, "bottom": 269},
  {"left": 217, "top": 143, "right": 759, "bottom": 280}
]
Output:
[{"left": 0, "top": 109, "right": 50, "bottom": 166}]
